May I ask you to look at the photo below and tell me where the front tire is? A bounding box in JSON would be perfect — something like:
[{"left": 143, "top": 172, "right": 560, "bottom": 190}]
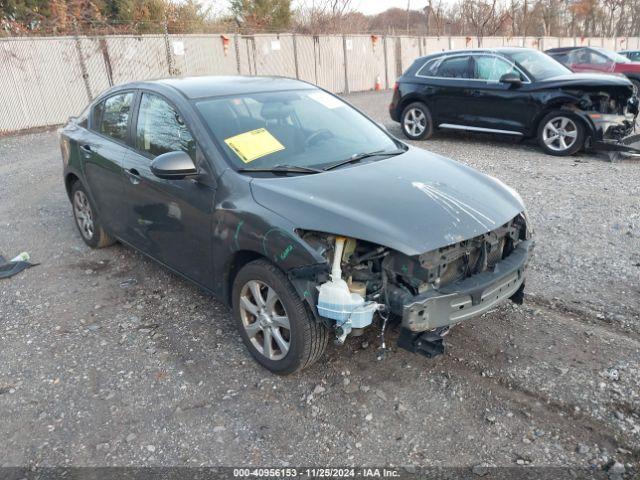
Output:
[
  {"left": 70, "top": 181, "right": 115, "bottom": 248},
  {"left": 232, "top": 259, "right": 328, "bottom": 375},
  {"left": 401, "top": 102, "right": 434, "bottom": 140},
  {"left": 537, "top": 111, "right": 585, "bottom": 156}
]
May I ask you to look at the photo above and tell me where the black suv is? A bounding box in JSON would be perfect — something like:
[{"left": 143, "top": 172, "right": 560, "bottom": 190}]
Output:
[{"left": 390, "top": 48, "right": 637, "bottom": 156}]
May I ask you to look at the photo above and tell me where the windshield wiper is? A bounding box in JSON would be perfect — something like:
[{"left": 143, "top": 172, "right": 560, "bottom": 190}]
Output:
[
  {"left": 237, "top": 164, "right": 324, "bottom": 175},
  {"left": 323, "top": 149, "right": 406, "bottom": 171}
]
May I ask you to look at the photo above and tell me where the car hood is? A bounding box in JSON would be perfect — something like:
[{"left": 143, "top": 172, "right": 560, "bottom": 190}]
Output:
[
  {"left": 249, "top": 148, "right": 525, "bottom": 256},
  {"left": 538, "top": 73, "right": 633, "bottom": 90}
]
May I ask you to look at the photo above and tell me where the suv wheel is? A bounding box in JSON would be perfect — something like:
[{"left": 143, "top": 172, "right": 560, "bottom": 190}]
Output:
[
  {"left": 232, "top": 259, "right": 328, "bottom": 375},
  {"left": 70, "top": 181, "right": 115, "bottom": 248},
  {"left": 537, "top": 111, "right": 585, "bottom": 156},
  {"left": 401, "top": 102, "right": 434, "bottom": 140}
]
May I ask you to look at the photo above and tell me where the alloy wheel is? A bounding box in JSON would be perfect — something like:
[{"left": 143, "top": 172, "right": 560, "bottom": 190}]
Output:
[
  {"left": 542, "top": 116, "right": 578, "bottom": 152},
  {"left": 239, "top": 280, "right": 291, "bottom": 361},
  {"left": 73, "top": 190, "right": 94, "bottom": 240},
  {"left": 404, "top": 108, "right": 427, "bottom": 136}
]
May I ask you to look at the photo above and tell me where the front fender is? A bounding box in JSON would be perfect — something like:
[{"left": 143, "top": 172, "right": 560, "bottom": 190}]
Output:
[{"left": 211, "top": 176, "right": 330, "bottom": 316}]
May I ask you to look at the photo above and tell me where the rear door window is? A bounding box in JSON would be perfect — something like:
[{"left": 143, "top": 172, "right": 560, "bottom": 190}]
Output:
[
  {"left": 93, "top": 93, "right": 134, "bottom": 142},
  {"left": 435, "top": 56, "right": 472, "bottom": 79}
]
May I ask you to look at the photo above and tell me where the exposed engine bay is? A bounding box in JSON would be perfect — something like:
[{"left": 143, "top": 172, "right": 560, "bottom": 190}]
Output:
[
  {"left": 298, "top": 213, "right": 533, "bottom": 356},
  {"left": 571, "top": 88, "right": 639, "bottom": 143}
]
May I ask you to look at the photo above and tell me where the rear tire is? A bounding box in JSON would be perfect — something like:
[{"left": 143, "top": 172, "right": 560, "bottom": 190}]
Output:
[
  {"left": 232, "top": 259, "right": 328, "bottom": 375},
  {"left": 537, "top": 110, "right": 586, "bottom": 156},
  {"left": 401, "top": 102, "right": 434, "bottom": 140},
  {"left": 70, "top": 181, "right": 115, "bottom": 248}
]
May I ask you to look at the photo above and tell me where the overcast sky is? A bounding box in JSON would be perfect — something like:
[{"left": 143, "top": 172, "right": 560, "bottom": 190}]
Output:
[{"left": 209, "top": 0, "right": 455, "bottom": 17}]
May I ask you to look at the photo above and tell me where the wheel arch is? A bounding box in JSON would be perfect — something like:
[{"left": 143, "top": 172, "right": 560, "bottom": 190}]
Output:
[
  {"left": 533, "top": 103, "right": 595, "bottom": 140},
  {"left": 397, "top": 94, "right": 432, "bottom": 120},
  {"left": 223, "top": 247, "right": 328, "bottom": 324},
  {"left": 64, "top": 172, "right": 80, "bottom": 200},
  {"left": 224, "top": 249, "right": 266, "bottom": 305}
]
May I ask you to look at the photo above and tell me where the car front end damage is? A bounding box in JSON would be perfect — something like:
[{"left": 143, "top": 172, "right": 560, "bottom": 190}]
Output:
[
  {"left": 296, "top": 212, "right": 533, "bottom": 358},
  {"left": 570, "top": 87, "right": 640, "bottom": 154}
]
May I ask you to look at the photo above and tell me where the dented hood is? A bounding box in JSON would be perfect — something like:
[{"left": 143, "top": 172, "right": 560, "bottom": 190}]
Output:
[{"left": 249, "top": 148, "right": 525, "bottom": 256}]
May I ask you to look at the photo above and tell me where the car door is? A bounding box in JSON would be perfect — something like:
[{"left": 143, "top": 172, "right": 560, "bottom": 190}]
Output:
[
  {"left": 120, "top": 91, "right": 216, "bottom": 288},
  {"left": 81, "top": 92, "right": 135, "bottom": 237},
  {"left": 463, "top": 54, "right": 532, "bottom": 133},
  {"left": 418, "top": 54, "right": 475, "bottom": 125}
]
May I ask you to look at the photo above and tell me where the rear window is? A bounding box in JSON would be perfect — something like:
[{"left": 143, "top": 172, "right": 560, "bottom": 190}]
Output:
[
  {"left": 93, "top": 93, "right": 134, "bottom": 142},
  {"left": 417, "top": 56, "right": 471, "bottom": 79}
]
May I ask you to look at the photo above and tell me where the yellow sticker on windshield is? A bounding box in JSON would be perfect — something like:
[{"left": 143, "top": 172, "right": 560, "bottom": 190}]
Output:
[{"left": 224, "top": 128, "right": 285, "bottom": 163}]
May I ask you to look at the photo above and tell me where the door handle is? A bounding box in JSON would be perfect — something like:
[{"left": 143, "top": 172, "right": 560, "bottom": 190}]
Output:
[
  {"left": 125, "top": 168, "right": 141, "bottom": 185},
  {"left": 80, "top": 144, "right": 92, "bottom": 156}
]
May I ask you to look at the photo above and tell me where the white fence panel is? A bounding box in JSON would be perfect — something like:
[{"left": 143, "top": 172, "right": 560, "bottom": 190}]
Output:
[
  {"left": 452, "top": 36, "right": 478, "bottom": 49},
  {"left": 0, "top": 37, "right": 89, "bottom": 132},
  {"left": 615, "top": 37, "right": 628, "bottom": 51},
  {"left": 170, "top": 34, "right": 239, "bottom": 77},
  {"left": 346, "top": 35, "right": 385, "bottom": 92},
  {"left": 425, "top": 36, "right": 449, "bottom": 53},
  {"left": 295, "top": 35, "right": 316, "bottom": 85},
  {"left": 316, "top": 36, "right": 346, "bottom": 93},
  {"left": 253, "top": 34, "right": 296, "bottom": 78},
  {"left": 399, "top": 37, "right": 421, "bottom": 72},
  {"left": 482, "top": 37, "right": 503, "bottom": 49},
  {"left": 105, "top": 35, "right": 169, "bottom": 84},
  {"left": 540, "top": 37, "right": 559, "bottom": 50},
  {"left": 237, "top": 36, "right": 256, "bottom": 75},
  {"left": 559, "top": 37, "right": 576, "bottom": 47},
  {"left": 78, "top": 37, "right": 112, "bottom": 97},
  {"left": 385, "top": 36, "right": 399, "bottom": 85}
]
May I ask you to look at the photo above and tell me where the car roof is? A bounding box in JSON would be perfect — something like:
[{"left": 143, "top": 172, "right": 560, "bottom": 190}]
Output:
[
  {"left": 133, "top": 75, "right": 316, "bottom": 100},
  {"left": 545, "top": 47, "right": 580, "bottom": 52},
  {"left": 418, "top": 47, "right": 539, "bottom": 60}
]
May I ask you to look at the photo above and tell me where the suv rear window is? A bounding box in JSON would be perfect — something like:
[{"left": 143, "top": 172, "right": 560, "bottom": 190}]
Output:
[{"left": 417, "top": 56, "right": 471, "bottom": 79}]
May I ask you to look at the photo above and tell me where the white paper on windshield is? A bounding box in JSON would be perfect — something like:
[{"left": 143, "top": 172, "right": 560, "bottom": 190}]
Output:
[{"left": 308, "top": 91, "right": 344, "bottom": 109}]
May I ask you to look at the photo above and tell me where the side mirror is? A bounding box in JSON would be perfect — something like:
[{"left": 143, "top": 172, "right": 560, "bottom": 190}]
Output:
[
  {"left": 150, "top": 151, "right": 197, "bottom": 180},
  {"left": 500, "top": 72, "right": 523, "bottom": 87}
]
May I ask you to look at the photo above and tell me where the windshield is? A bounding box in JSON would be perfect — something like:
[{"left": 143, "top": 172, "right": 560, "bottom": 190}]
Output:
[
  {"left": 195, "top": 89, "right": 399, "bottom": 170},
  {"left": 509, "top": 50, "right": 571, "bottom": 80},
  {"left": 593, "top": 47, "right": 631, "bottom": 63}
]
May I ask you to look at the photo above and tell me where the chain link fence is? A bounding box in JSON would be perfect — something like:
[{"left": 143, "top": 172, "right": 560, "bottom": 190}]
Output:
[{"left": 2, "top": 32, "right": 640, "bottom": 134}]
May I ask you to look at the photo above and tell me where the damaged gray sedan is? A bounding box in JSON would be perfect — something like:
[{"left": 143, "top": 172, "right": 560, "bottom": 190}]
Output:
[{"left": 59, "top": 76, "right": 534, "bottom": 374}]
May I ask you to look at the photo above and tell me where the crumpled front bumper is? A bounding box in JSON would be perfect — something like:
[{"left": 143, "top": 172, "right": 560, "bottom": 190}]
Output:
[
  {"left": 588, "top": 112, "right": 635, "bottom": 141},
  {"left": 401, "top": 240, "right": 533, "bottom": 332},
  {"left": 580, "top": 101, "right": 638, "bottom": 153}
]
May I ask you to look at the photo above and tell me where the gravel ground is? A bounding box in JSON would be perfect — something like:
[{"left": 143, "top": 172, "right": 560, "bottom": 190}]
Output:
[{"left": 1, "top": 90, "right": 639, "bottom": 474}]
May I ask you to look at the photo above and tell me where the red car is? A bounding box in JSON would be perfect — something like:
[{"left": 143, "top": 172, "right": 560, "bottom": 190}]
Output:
[{"left": 546, "top": 46, "right": 640, "bottom": 91}]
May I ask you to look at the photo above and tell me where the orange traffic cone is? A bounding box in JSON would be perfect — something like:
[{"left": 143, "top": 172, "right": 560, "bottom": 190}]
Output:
[{"left": 374, "top": 75, "right": 382, "bottom": 91}]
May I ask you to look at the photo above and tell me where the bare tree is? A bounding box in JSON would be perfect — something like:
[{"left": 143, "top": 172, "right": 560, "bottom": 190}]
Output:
[{"left": 460, "top": 0, "right": 509, "bottom": 44}]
